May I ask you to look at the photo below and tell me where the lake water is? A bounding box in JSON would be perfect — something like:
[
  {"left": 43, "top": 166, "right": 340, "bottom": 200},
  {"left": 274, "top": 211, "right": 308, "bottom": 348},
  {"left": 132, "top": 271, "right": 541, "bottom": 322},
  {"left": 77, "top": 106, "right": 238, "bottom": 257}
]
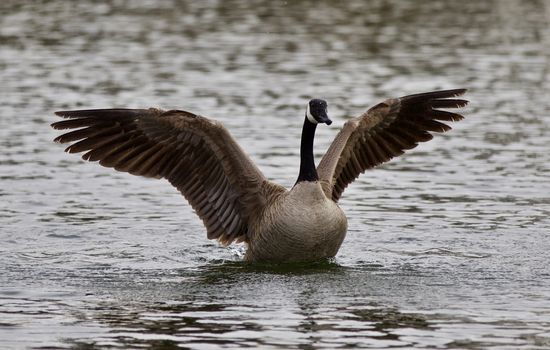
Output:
[{"left": 1, "top": 1, "right": 550, "bottom": 349}]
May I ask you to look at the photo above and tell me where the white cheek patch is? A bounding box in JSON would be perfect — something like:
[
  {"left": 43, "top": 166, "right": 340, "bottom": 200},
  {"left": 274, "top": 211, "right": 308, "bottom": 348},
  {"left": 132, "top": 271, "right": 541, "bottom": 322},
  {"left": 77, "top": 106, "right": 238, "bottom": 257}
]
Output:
[{"left": 306, "top": 103, "right": 318, "bottom": 124}]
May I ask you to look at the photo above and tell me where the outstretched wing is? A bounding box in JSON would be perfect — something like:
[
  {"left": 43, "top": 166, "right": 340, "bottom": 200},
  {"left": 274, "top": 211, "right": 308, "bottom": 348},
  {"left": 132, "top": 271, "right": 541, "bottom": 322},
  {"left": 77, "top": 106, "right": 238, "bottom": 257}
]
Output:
[
  {"left": 52, "top": 108, "right": 285, "bottom": 245},
  {"left": 317, "top": 89, "right": 468, "bottom": 202}
]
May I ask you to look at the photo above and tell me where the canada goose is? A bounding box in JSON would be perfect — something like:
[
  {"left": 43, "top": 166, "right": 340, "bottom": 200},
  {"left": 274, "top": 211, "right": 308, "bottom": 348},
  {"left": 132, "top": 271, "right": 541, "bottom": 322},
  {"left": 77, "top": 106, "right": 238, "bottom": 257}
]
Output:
[{"left": 52, "top": 89, "right": 467, "bottom": 262}]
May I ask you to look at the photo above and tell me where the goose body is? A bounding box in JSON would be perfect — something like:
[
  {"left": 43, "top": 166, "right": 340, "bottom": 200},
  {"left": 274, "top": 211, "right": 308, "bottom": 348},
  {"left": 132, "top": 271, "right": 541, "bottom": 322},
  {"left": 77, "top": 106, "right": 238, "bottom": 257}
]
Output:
[
  {"left": 52, "top": 89, "right": 468, "bottom": 263},
  {"left": 246, "top": 181, "right": 347, "bottom": 262}
]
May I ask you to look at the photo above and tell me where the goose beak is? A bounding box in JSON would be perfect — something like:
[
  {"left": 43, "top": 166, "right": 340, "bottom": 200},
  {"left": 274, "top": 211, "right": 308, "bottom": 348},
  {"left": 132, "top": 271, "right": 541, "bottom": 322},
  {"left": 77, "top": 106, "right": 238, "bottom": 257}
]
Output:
[{"left": 318, "top": 111, "right": 332, "bottom": 125}]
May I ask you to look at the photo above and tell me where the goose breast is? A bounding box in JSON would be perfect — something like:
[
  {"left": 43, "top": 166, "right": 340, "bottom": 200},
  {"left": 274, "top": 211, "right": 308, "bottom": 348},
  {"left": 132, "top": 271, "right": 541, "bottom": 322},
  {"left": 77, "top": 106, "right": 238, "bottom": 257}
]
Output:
[{"left": 246, "top": 182, "right": 347, "bottom": 262}]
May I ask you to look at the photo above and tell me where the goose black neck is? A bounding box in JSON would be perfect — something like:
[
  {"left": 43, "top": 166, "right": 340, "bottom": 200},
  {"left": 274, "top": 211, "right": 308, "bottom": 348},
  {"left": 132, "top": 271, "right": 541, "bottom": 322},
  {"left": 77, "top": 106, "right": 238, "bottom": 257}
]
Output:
[{"left": 296, "top": 117, "right": 319, "bottom": 184}]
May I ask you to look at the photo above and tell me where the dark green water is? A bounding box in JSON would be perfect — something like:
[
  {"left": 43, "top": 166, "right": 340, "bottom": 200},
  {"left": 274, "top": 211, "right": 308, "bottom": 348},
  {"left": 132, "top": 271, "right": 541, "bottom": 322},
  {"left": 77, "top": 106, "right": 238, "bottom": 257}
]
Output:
[{"left": 1, "top": 1, "right": 550, "bottom": 349}]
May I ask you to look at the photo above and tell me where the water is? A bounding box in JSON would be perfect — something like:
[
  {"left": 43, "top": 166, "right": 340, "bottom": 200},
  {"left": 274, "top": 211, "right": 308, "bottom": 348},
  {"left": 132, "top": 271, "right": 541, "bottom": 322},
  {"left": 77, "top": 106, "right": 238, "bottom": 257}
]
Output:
[{"left": 1, "top": 0, "right": 550, "bottom": 349}]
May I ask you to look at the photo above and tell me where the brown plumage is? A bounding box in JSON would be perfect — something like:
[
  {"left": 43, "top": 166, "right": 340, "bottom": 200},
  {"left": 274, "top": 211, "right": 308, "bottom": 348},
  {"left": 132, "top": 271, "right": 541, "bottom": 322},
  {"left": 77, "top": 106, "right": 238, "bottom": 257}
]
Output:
[
  {"left": 317, "top": 89, "right": 468, "bottom": 201},
  {"left": 53, "top": 108, "right": 285, "bottom": 246},
  {"left": 52, "top": 88, "right": 467, "bottom": 262}
]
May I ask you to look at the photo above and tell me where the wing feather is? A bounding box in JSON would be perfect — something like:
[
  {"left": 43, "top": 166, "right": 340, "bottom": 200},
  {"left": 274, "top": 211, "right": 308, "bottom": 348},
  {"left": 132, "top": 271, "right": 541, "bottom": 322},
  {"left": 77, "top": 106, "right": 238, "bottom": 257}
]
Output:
[
  {"left": 52, "top": 108, "right": 286, "bottom": 244},
  {"left": 317, "top": 89, "right": 468, "bottom": 202}
]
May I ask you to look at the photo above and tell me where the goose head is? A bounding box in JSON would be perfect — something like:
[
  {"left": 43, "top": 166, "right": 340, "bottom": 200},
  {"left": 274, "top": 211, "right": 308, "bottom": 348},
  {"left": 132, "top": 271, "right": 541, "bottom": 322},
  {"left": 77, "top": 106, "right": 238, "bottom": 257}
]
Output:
[{"left": 306, "top": 99, "right": 332, "bottom": 125}]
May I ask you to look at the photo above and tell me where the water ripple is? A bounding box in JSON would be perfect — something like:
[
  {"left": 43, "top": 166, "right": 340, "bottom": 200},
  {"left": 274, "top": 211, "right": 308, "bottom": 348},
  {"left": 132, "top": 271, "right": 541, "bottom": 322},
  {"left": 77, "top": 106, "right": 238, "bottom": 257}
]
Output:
[{"left": 1, "top": 0, "right": 550, "bottom": 349}]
